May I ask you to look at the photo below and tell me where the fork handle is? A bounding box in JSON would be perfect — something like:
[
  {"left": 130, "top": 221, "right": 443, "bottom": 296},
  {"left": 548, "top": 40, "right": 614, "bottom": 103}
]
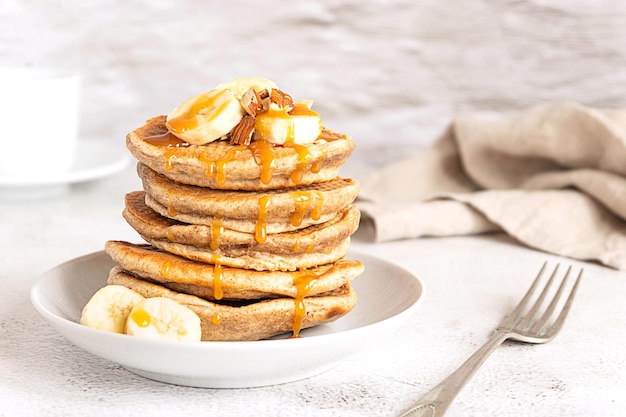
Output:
[{"left": 398, "top": 330, "right": 510, "bottom": 417}]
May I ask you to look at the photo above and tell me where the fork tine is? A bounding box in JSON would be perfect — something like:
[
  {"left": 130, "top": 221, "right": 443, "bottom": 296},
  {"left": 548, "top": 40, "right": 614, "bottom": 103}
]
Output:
[
  {"left": 517, "top": 264, "right": 560, "bottom": 331},
  {"left": 542, "top": 268, "right": 583, "bottom": 337},
  {"left": 499, "top": 261, "right": 547, "bottom": 330},
  {"left": 529, "top": 265, "right": 572, "bottom": 333}
]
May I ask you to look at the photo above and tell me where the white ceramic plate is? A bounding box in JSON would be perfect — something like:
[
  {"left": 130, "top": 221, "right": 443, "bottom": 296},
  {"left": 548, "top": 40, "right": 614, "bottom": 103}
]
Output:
[
  {"left": 31, "top": 250, "right": 424, "bottom": 388},
  {"left": 0, "top": 140, "right": 129, "bottom": 198}
]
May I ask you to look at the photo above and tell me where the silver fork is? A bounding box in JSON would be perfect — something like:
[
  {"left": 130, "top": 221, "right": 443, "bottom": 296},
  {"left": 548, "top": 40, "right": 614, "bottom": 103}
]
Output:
[{"left": 398, "top": 262, "right": 583, "bottom": 417}]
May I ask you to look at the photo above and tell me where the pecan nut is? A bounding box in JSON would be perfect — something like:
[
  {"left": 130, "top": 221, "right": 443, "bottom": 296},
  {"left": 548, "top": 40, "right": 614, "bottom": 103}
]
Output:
[
  {"left": 240, "top": 88, "right": 264, "bottom": 116},
  {"left": 229, "top": 115, "right": 256, "bottom": 145},
  {"left": 269, "top": 88, "right": 294, "bottom": 109}
]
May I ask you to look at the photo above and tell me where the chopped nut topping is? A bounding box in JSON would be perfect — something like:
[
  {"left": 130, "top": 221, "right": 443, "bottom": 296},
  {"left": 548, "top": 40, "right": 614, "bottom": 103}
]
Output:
[
  {"left": 240, "top": 88, "right": 264, "bottom": 116},
  {"left": 270, "top": 88, "right": 294, "bottom": 109},
  {"left": 229, "top": 115, "right": 256, "bottom": 145}
]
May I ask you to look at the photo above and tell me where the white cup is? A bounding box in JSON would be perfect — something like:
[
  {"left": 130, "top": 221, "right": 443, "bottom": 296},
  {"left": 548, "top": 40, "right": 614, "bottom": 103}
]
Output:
[{"left": 0, "top": 68, "right": 80, "bottom": 178}]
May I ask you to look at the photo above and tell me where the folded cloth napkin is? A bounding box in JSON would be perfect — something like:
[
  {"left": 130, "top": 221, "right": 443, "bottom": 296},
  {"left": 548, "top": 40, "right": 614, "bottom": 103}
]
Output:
[{"left": 357, "top": 102, "right": 626, "bottom": 270}]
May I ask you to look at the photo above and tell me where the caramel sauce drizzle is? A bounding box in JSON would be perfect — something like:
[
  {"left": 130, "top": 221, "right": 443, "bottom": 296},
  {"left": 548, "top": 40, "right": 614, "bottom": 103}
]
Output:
[
  {"left": 310, "top": 157, "right": 324, "bottom": 173},
  {"left": 306, "top": 238, "right": 315, "bottom": 253},
  {"left": 253, "top": 103, "right": 326, "bottom": 185},
  {"left": 317, "top": 131, "right": 342, "bottom": 142},
  {"left": 310, "top": 191, "right": 323, "bottom": 220},
  {"left": 164, "top": 148, "right": 177, "bottom": 171},
  {"left": 167, "top": 195, "right": 177, "bottom": 217},
  {"left": 161, "top": 261, "right": 171, "bottom": 277},
  {"left": 131, "top": 309, "right": 151, "bottom": 328},
  {"left": 291, "top": 270, "right": 318, "bottom": 338},
  {"left": 290, "top": 103, "right": 319, "bottom": 117},
  {"left": 198, "top": 145, "right": 248, "bottom": 186},
  {"left": 167, "top": 90, "right": 231, "bottom": 134},
  {"left": 214, "top": 145, "right": 247, "bottom": 185},
  {"left": 211, "top": 254, "right": 224, "bottom": 300},
  {"left": 288, "top": 103, "right": 325, "bottom": 181},
  {"left": 293, "top": 238, "right": 314, "bottom": 253},
  {"left": 248, "top": 140, "right": 276, "bottom": 184},
  {"left": 289, "top": 191, "right": 324, "bottom": 226},
  {"left": 144, "top": 132, "right": 189, "bottom": 147},
  {"left": 290, "top": 193, "right": 311, "bottom": 227},
  {"left": 197, "top": 151, "right": 215, "bottom": 178},
  {"left": 286, "top": 143, "right": 312, "bottom": 185},
  {"left": 144, "top": 132, "right": 190, "bottom": 171},
  {"left": 209, "top": 217, "right": 223, "bottom": 251},
  {"left": 211, "top": 312, "right": 221, "bottom": 325},
  {"left": 255, "top": 106, "right": 292, "bottom": 140},
  {"left": 255, "top": 196, "right": 270, "bottom": 243}
]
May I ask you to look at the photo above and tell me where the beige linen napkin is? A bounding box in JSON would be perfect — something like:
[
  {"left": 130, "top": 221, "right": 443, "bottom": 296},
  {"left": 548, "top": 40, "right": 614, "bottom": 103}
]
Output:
[{"left": 357, "top": 102, "right": 626, "bottom": 270}]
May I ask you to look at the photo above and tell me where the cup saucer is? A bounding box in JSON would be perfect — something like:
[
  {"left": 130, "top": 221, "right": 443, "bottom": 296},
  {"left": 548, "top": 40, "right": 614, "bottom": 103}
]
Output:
[{"left": 0, "top": 139, "right": 130, "bottom": 199}]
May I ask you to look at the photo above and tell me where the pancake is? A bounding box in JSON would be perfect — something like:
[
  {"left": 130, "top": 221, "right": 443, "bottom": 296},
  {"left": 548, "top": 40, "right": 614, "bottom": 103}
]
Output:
[
  {"left": 152, "top": 238, "right": 350, "bottom": 273},
  {"left": 105, "top": 241, "right": 364, "bottom": 300},
  {"left": 126, "top": 116, "right": 356, "bottom": 190},
  {"left": 138, "top": 163, "right": 360, "bottom": 233},
  {"left": 123, "top": 192, "right": 361, "bottom": 271},
  {"left": 107, "top": 268, "right": 358, "bottom": 341}
]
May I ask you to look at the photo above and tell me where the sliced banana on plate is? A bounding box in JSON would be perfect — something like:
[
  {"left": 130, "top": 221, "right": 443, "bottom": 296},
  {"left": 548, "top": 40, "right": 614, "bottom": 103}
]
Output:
[
  {"left": 125, "top": 297, "right": 202, "bottom": 342},
  {"left": 81, "top": 285, "right": 201, "bottom": 342},
  {"left": 80, "top": 285, "right": 145, "bottom": 333}
]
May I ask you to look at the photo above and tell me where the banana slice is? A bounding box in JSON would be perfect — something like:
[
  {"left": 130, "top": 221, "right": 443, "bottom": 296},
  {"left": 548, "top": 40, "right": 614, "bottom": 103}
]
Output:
[
  {"left": 166, "top": 88, "right": 245, "bottom": 145},
  {"left": 165, "top": 78, "right": 320, "bottom": 145},
  {"left": 80, "top": 285, "right": 145, "bottom": 333},
  {"left": 165, "top": 78, "right": 276, "bottom": 145},
  {"left": 254, "top": 100, "right": 322, "bottom": 145},
  {"left": 215, "top": 77, "right": 277, "bottom": 99},
  {"left": 125, "top": 297, "right": 201, "bottom": 342}
]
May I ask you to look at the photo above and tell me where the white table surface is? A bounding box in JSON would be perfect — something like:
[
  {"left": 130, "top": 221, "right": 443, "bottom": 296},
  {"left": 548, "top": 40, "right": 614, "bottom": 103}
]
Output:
[{"left": 1, "top": 145, "right": 625, "bottom": 417}]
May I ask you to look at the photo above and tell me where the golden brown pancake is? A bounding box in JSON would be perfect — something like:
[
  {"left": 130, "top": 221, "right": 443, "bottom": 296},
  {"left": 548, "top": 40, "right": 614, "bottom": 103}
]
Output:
[
  {"left": 138, "top": 162, "right": 360, "bottom": 234},
  {"left": 126, "top": 116, "right": 356, "bottom": 190},
  {"left": 122, "top": 192, "right": 360, "bottom": 271},
  {"left": 150, "top": 238, "right": 350, "bottom": 273},
  {"left": 107, "top": 269, "right": 358, "bottom": 341},
  {"left": 105, "top": 241, "right": 364, "bottom": 300}
]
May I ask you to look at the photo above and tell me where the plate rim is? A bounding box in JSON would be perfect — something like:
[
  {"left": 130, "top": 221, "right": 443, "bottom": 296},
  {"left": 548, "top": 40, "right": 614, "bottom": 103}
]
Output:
[{"left": 31, "top": 249, "right": 424, "bottom": 347}]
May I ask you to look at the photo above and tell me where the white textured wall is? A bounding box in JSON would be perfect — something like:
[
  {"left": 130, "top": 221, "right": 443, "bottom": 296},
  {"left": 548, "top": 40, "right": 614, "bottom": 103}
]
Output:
[{"left": 2, "top": 0, "right": 626, "bottom": 147}]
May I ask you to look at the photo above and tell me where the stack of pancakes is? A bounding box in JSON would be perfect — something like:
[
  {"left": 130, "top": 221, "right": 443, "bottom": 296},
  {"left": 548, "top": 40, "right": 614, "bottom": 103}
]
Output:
[{"left": 105, "top": 115, "right": 363, "bottom": 341}]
